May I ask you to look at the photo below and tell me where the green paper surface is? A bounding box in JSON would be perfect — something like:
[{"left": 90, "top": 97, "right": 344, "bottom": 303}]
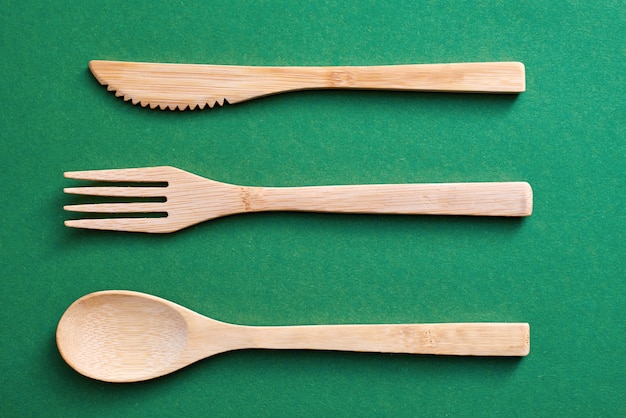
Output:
[{"left": 1, "top": 1, "right": 624, "bottom": 416}]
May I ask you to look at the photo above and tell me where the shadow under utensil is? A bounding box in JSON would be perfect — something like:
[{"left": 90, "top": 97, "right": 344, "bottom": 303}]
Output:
[
  {"left": 184, "top": 210, "right": 528, "bottom": 237},
  {"left": 175, "top": 347, "right": 525, "bottom": 386},
  {"left": 236, "top": 87, "right": 522, "bottom": 115}
]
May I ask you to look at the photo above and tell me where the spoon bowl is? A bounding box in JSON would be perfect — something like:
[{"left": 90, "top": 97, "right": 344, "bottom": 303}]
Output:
[
  {"left": 57, "top": 290, "right": 530, "bottom": 382},
  {"left": 57, "top": 291, "right": 196, "bottom": 382}
]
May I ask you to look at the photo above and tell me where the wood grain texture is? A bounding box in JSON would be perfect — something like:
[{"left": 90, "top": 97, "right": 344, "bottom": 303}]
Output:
[
  {"left": 63, "top": 166, "right": 533, "bottom": 233},
  {"left": 89, "top": 60, "right": 526, "bottom": 110},
  {"left": 56, "top": 291, "right": 530, "bottom": 382}
]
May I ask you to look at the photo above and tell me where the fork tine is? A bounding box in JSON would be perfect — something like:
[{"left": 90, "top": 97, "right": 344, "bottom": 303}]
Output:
[
  {"left": 64, "top": 166, "right": 174, "bottom": 182},
  {"left": 65, "top": 218, "right": 175, "bottom": 233},
  {"left": 64, "top": 187, "right": 166, "bottom": 198},
  {"left": 64, "top": 202, "right": 165, "bottom": 213}
]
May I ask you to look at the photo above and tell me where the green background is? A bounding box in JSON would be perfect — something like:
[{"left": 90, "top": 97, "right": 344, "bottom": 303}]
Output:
[{"left": 1, "top": 1, "right": 624, "bottom": 416}]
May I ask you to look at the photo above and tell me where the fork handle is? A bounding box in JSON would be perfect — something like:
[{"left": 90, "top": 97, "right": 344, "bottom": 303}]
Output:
[
  {"left": 242, "top": 323, "right": 530, "bottom": 356},
  {"left": 252, "top": 182, "right": 532, "bottom": 217}
]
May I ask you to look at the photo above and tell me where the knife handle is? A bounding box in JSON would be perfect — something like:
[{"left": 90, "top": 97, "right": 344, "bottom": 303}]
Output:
[{"left": 318, "top": 62, "right": 525, "bottom": 93}]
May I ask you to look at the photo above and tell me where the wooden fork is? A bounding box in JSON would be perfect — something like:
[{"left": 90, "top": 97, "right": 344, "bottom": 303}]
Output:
[{"left": 64, "top": 166, "right": 533, "bottom": 233}]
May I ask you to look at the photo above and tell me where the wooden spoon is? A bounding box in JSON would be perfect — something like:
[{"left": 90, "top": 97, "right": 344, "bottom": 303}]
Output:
[{"left": 56, "top": 290, "right": 530, "bottom": 382}]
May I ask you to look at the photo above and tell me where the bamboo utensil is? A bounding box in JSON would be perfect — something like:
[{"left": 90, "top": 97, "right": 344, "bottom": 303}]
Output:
[
  {"left": 89, "top": 60, "right": 526, "bottom": 110},
  {"left": 56, "top": 290, "right": 530, "bottom": 382},
  {"left": 63, "top": 166, "right": 533, "bottom": 233}
]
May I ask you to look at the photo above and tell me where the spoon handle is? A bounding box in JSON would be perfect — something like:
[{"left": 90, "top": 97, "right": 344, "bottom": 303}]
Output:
[
  {"left": 253, "top": 182, "right": 532, "bottom": 217},
  {"left": 244, "top": 323, "right": 529, "bottom": 356}
]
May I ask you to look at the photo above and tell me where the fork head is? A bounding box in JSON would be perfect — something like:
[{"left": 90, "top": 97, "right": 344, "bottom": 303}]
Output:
[{"left": 64, "top": 166, "right": 244, "bottom": 233}]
